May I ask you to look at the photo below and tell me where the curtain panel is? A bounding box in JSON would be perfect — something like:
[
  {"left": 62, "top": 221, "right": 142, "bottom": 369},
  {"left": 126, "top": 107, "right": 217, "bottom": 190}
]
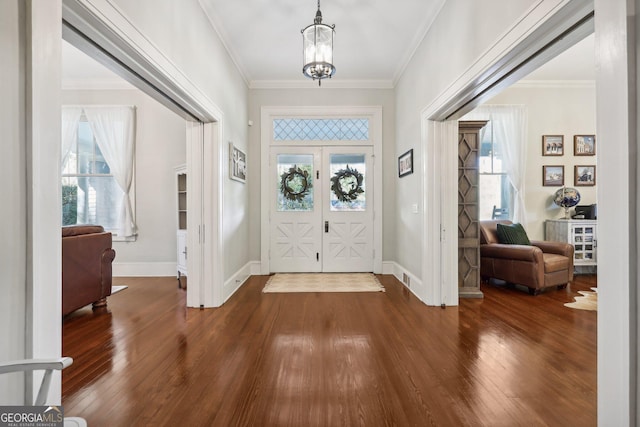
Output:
[
  {"left": 463, "top": 105, "right": 528, "bottom": 225},
  {"left": 62, "top": 105, "right": 137, "bottom": 238}
]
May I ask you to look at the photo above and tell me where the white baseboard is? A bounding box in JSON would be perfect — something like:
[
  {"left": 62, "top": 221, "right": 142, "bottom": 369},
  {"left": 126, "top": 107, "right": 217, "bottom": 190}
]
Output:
[
  {"left": 250, "top": 261, "right": 263, "bottom": 276},
  {"left": 382, "top": 261, "right": 396, "bottom": 275},
  {"left": 113, "top": 262, "right": 176, "bottom": 277},
  {"left": 382, "top": 261, "right": 424, "bottom": 303},
  {"left": 223, "top": 261, "right": 259, "bottom": 302}
]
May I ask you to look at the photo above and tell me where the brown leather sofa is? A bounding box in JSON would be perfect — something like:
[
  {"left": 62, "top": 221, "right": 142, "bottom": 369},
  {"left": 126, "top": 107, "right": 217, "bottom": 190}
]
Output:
[
  {"left": 62, "top": 225, "right": 116, "bottom": 315},
  {"left": 479, "top": 220, "right": 574, "bottom": 295}
]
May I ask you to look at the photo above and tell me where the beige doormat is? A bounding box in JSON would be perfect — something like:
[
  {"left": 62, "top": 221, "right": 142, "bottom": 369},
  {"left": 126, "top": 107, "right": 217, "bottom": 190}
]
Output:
[
  {"left": 262, "top": 273, "right": 385, "bottom": 293},
  {"left": 564, "top": 288, "right": 597, "bottom": 311}
]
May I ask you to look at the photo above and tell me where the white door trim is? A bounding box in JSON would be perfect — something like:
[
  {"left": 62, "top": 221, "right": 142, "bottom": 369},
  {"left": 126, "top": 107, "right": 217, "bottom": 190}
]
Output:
[
  {"left": 420, "top": 120, "right": 458, "bottom": 307},
  {"left": 261, "top": 106, "right": 383, "bottom": 274},
  {"left": 62, "top": 0, "right": 227, "bottom": 308},
  {"left": 26, "top": 0, "right": 64, "bottom": 405},
  {"left": 418, "top": 0, "right": 594, "bottom": 307}
]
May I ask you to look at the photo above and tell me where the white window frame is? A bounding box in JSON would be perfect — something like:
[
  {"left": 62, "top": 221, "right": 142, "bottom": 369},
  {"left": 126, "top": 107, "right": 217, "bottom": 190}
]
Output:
[
  {"left": 478, "top": 120, "right": 512, "bottom": 220},
  {"left": 62, "top": 114, "right": 136, "bottom": 242}
]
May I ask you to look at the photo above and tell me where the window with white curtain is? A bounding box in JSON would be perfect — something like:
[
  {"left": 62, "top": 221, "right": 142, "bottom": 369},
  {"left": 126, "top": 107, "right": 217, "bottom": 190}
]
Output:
[
  {"left": 479, "top": 119, "right": 513, "bottom": 219},
  {"left": 62, "top": 106, "right": 137, "bottom": 240},
  {"left": 463, "top": 105, "right": 527, "bottom": 224}
]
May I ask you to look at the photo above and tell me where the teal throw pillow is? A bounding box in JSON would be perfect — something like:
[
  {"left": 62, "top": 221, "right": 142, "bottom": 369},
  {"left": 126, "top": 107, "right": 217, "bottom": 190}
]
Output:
[{"left": 496, "top": 223, "right": 531, "bottom": 245}]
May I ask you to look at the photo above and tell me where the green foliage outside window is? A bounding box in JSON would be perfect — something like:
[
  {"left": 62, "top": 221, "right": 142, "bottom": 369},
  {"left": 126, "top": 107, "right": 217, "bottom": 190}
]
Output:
[{"left": 62, "top": 185, "right": 77, "bottom": 225}]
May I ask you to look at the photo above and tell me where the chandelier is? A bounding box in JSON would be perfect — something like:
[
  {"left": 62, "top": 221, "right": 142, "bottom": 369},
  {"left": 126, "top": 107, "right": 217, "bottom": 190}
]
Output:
[{"left": 301, "top": 0, "right": 335, "bottom": 85}]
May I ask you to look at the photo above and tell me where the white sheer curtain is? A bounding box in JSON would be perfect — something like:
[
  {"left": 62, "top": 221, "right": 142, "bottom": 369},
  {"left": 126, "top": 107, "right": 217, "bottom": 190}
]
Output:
[
  {"left": 61, "top": 107, "right": 83, "bottom": 166},
  {"left": 463, "top": 105, "right": 528, "bottom": 224},
  {"left": 83, "top": 106, "right": 137, "bottom": 237}
]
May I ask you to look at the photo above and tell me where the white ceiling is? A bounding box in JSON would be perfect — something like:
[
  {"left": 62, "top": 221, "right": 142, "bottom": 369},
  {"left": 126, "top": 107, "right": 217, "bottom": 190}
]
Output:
[
  {"left": 198, "top": 0, "right": 447, "bottom": 86},
  {"left": 62, "top": 41, "right": 135, "bottom": 90},
  {"left": 61, "top": 5, "right": 595, "bottom": 89},
  {"left": 522, "top": 33, "right": 595, "bottom": 82}
]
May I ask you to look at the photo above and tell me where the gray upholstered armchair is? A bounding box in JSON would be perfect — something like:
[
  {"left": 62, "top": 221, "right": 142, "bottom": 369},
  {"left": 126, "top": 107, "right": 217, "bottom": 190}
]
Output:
[{"left": 479, "top": 220, "right": 574, "bottom": 295}]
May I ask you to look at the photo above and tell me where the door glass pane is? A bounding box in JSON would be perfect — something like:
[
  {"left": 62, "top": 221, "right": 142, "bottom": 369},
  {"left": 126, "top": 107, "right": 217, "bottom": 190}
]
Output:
[
  {"left": 277, "top": 154, "right": 314, "bottom": 211},
  {"left": 329, "top": 153, "right": 366, "bottom": 211}
]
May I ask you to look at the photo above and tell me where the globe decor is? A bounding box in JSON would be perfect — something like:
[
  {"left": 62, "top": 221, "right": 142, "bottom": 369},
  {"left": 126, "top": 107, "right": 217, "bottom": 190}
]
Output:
[{"left": 554, "top": 187, "right": 581, "bottom": 219}]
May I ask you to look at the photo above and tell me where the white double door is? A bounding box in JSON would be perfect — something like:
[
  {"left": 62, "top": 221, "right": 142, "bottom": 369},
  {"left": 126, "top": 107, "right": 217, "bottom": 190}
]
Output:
[{"left": 270, "top": 146, "right": 374, "bottom": 273}]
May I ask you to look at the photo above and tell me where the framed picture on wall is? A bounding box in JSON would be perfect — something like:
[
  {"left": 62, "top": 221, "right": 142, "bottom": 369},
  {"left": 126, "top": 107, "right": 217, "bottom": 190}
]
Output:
[
  {"left": 229, "top": 142, "right": 247, "bottom": 183},
  {"left": 574, "top": 165, "right": 596, "bottom": 186},
  {"left": 543, "top": 165, "right": 564, "bottom": 186},
  {"left": 542, "top": 135, "right": 564, "bottom": 156},
  {"left": 398, "top": 149, "right": 413, "bottom": 177},
  {"left": 574, "top": 135, "right": 596, "bottom": 156}
]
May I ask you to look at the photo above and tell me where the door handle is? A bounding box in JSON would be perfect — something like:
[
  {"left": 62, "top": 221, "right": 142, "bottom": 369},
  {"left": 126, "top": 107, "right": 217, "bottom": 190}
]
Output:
[{"left": 325, "top": 221, "right": 329, "bottom": 233}]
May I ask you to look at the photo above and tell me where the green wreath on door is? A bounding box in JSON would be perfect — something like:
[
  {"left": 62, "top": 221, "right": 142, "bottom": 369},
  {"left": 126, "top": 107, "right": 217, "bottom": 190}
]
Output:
[
  {"left": 330, "top": 165, "right": 364, "bottom": 202},
  {"left": 280, "top": 165, "right": 312, "bottom": 202}
]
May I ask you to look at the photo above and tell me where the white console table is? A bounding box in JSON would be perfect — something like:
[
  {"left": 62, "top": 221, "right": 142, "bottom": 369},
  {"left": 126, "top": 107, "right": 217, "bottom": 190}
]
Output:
[{"left": 544, "top": 219, "right": 597, "bottom": 268}]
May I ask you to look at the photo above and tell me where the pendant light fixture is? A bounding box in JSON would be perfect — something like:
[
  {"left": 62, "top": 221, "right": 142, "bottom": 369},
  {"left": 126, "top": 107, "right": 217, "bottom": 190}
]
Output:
[{"left": 301, "top": 0, "right": 335, "bottom": 86}]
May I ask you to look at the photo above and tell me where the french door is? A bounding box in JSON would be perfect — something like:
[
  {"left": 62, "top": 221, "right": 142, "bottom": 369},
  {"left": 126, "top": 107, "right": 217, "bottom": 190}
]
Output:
[{"left": 269, "top": 146, "right": 374, "bottom": 272}]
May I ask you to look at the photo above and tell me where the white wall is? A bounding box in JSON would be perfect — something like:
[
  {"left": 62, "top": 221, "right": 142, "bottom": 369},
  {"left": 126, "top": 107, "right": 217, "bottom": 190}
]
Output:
[
  {"left": 0, "top": 0, "right": 27, "bottom": 403},
  {"left": 395, "top": 0, "right": 538, "bottom": 280},
  {"left": 397, "top": 0, "right": 636, "bottom": 422},
  {"left": 107, "top": 0, "right": 251, "bottom": 283},
  {"left": 62, "top": 88, "right": 187, "bottom": 275},
  {"left": 482, "top": 83, "right": 597, "bottom": 240},
  {"left": 248, "top": 88, "right": 396, "bottom": 262}
]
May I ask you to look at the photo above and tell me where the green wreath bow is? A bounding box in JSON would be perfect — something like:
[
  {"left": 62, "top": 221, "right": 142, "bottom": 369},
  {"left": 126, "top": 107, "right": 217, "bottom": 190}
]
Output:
[
  {"left": 330, "top": 165, "right": 364, "bottom": 202},
  {"left": 280, "top": 165, "right": 312, "bottom": 202}
]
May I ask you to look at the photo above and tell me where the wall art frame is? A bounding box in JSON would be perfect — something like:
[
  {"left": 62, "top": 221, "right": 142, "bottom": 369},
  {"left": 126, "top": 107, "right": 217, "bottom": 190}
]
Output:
[
  {"left": 398, "top": 149, "right": 413, "bottom": 178},
  {"left": 542, "top": 135, "right": 564, "bottom": 156},
  {"left": 574, "top": 165, "right": 596, "bottom": 186},
  {"left": 574, "top": 134, "right": 596, "bottom": 156},
  {"left": 229, "top": 142, "right": 247, "bottom": 183},
  {"left": 542, "top": 165, "right": 564, "bottom": 186}
]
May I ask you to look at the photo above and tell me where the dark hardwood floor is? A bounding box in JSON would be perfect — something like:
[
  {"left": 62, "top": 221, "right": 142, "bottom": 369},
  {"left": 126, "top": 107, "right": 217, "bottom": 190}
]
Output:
[{"left": 62, "top": 275, "right": 597, "bottom": 426}]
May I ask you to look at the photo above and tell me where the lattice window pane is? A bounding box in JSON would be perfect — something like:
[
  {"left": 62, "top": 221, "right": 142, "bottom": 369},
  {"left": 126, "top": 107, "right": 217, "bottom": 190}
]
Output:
[{"left": 273, "top": 118, "right": 369, "bottom": 141}]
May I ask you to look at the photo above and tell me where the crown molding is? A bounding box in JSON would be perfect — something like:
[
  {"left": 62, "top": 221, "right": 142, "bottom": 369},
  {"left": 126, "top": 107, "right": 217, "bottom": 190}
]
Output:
[
  {"left": 249, "top": 79, "right": 394, "bottom": 90},
  {"left": 63, "top": 0, "right": 223, "bottom": 122},
  {"left": 512, "top": 79, "right": 595, "bottom": 89},
  {"left": 197, "top": 0, "right": 250, "bottom": 87},
  {"left": 393, "top": 0, "right": 447, "bottom": 86}
]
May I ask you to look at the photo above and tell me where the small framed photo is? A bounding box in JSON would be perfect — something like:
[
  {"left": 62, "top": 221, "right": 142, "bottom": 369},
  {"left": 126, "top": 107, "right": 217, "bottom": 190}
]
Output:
[
  {"left": 574, "top": 165, "right": 596, "bottom": 186},
  {"left": 574, "top": 135, "right": 596, "bottom": 156},
  {"left": 229, "top": 142, "right": 246, "bottom": 183},
  {"left": 543, "top": 165, "right": 564, "bottom": 186},
  {"left": 398, "top": 149, "right": 413, "bottom": 178},
  {"left": 542, "top": 135, "right": 564, "bottom": 156}
]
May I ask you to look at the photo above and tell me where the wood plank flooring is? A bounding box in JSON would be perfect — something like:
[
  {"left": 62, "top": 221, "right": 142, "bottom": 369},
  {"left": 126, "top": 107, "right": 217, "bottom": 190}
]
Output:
[{"left": 62, "top": 275, "right": 597, "bottom": 426}]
